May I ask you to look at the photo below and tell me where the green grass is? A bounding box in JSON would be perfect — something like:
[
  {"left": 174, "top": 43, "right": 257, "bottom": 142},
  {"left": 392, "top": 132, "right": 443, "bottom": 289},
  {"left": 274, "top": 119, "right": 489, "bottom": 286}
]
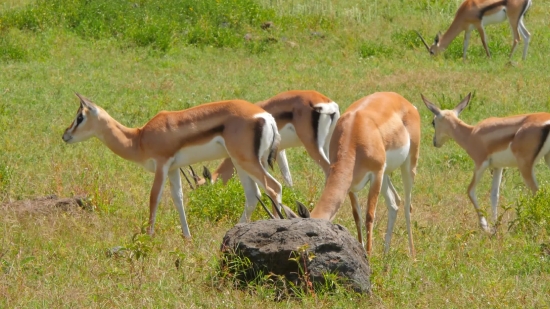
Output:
[{"left": 1, "top": 0, "right": 550, "bottom": 307}]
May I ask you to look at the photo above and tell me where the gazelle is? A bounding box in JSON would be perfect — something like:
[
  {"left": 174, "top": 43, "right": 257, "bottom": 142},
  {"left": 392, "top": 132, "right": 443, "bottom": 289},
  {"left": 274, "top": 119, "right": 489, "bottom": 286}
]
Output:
[
  {"left": 422, "top": 93, "right": 550, "bottom": 233},
  {"left": 275, "top": 92, "right": 421, "bottom": 257},
  {"left": 197, "top": 90, "right": 340, "bottom": 187},
  {"left": 62, "top": 93, "right": 287, "bottom": 238},
  {"left": 416, "top": 0, "right": 532, "bottom": 60}
]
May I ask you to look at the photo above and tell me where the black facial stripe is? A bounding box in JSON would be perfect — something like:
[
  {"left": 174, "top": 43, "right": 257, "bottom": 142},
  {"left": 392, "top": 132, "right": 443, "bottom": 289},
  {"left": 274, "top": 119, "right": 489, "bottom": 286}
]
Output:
[{"left": 76, "top": 114, "right": 84, "bottom": 127}]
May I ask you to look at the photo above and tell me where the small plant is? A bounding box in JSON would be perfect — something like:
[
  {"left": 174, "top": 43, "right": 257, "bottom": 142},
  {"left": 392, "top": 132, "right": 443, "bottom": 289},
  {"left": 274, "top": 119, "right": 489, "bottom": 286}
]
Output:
[
  {"left": 510, "top": 187, "right": 550, "bottom": 237},
  {"left": 358, "top": 41, "right": 393, "bottom": 58},
  {"left": 288, "top": 244, "right": 316, "bottom": 297}
]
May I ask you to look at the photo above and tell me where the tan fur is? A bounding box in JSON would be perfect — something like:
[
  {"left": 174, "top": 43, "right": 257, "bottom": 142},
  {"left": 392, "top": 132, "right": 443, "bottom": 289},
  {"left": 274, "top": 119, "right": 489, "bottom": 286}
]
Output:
[
  {"left": 419, "top": 0, "right": 531, "bottom": 60},
  {"left": 423, "top": 93, "right": 550, "bottom": 232},
  {"left": 308, "top": 92, "right": 420, "bottom": 257},
  {"left": 209, "top": 90, "right": 339, "bottom": 185},
  {"left": 63, "top": 94, "right": 283, "bottom": 237}
]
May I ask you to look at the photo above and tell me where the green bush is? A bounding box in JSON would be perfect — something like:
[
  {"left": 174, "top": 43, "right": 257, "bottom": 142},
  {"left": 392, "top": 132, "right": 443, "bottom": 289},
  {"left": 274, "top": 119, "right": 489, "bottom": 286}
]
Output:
[
  {"left": 0, "top": 0, "right": 276, "bottom": 51},
  {"left": 510, "top": 187, "right": 550, "bottom": 237}
]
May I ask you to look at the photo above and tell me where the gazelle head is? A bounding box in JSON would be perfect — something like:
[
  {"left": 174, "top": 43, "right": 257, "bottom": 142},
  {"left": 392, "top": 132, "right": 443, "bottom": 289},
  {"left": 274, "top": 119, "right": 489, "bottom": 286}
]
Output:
[
  {"left": 415, "top": 31, "right": 443, "bottom": 56},
  {"left": 62, "top": 93, "right": 101, "bottom": 144},
  {"left": 421, "top": 93, "right": 471, "bottom": 148}
]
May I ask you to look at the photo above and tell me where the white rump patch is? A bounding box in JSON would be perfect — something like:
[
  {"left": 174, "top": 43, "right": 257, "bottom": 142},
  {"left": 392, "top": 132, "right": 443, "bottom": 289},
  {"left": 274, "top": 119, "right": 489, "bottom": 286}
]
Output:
[{"left": 312, "top": 102, "right": 339, "bottom": 114}]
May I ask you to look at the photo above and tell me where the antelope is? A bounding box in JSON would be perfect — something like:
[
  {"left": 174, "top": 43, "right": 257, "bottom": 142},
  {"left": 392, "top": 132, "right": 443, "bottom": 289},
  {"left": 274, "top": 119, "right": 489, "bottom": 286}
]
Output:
[
  {"left": 270, "top": 92, "right": 421, "bottom": 257},
  {"left": 416, "top": 0, "right": 532, "bottom": 60},
  {"left": 422, "top": 93, "right": 550, "bottom": 233},
  {"left": 195, "top": 90, "right": 339, "bottom": 188},
  {"left": 62, "top": 93, "right": 288, "bottom": 238},
  {"left": 189, "top": 90, "right": 403, "bottom": 203}
]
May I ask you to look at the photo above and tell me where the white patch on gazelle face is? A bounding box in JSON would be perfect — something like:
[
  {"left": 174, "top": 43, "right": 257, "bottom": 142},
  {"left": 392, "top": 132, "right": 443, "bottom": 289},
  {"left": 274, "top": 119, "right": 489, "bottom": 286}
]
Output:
[{"left": 62, "top": 108, "right": 93, "bottom": 144}]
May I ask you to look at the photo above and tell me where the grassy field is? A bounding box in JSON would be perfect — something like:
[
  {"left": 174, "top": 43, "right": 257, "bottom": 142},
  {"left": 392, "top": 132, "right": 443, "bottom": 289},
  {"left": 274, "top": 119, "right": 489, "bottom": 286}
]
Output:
[{"left": 1, "top": 0, "right": 550, "bottom": 307}]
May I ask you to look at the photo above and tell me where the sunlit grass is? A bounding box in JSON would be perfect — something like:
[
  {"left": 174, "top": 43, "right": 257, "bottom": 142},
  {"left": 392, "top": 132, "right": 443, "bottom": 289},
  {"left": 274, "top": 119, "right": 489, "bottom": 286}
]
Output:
[{"left": 1, "top": 0, "right": 550, "bottom": 307}]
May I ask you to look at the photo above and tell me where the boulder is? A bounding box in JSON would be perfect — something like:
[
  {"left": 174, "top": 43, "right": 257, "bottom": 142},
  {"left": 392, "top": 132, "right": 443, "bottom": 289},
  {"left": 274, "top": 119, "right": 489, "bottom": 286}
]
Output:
[{"left": 220, "top": 218, "right": 371, "bottom": 294}]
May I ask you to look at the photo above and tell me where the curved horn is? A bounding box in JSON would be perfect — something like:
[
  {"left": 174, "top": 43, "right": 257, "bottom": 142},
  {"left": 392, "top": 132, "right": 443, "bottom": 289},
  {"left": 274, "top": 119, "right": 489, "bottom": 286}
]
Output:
[
  {"left": 265, "top": 194, "right": 286, "bottom": 219},
  {"left": 415, "top": 30, "right": 430, "bottom": 52},
  {"left": 257, "top": 195, "right": 276, "bottom": 219}
]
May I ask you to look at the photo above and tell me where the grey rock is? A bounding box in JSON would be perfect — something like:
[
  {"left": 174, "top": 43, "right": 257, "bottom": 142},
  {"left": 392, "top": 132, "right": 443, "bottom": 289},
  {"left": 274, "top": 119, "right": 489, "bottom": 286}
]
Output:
[{"left": 221, "top": 218, "right": 371, "bottom": 294}]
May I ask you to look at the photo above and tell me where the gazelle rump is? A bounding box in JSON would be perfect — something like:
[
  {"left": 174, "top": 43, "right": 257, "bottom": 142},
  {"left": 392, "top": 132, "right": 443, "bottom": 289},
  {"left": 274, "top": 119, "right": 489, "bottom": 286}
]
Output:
[
  {"left": 416, "top": 0, "right": 532, "bottom": 60},
  {"left": 423, "top": 93, "right": 550, "bottom": 232},
  {"left": 198, "top": 90, "right": 340, "bottom": 187},
  {"left": 288, "top": 92, "right": 420, "bottom": 257},
  {"left": 62, "top": 93, "right": 286, "bottom": 238}
]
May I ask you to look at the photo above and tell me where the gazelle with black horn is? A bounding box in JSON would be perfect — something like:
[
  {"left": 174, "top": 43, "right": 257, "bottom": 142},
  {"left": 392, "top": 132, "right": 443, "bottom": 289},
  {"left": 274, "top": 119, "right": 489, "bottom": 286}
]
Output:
[
  {"left": 62, "top": 94, "right": 287, "bottom": 238},
  {"left": 422, "top": 93, "right": 550, "bottom": 233},
  {"left": 276, "top": 92, "right": 421, "bottom": 257},
  {"left": 416, "top": 0, "right": 532, "bottom": 60}
]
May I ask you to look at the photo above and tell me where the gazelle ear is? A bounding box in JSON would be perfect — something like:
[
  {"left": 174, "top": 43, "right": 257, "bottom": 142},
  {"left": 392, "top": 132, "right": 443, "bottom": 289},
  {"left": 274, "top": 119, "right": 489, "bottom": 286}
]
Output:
[
  {"left": 453, "top": 93, "right": 471, "bottom": 116},
  {"left": 296, "top": 201, "right": 310, "bottom": 218},
  {"left": 75, "top": 93, "right": 98, "bottom": 114},
  {"left": 434, "top": 31, "right": 442, "bottom": 45},
  {"left": 421, "top": 94, "right": 441, "bottom": 116}
]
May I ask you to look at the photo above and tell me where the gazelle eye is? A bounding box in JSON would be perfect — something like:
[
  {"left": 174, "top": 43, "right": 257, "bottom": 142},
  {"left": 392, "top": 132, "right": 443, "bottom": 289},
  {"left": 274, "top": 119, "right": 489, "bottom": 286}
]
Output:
[{"left": 76, "top": 114, "right": 84, "bottom": 125}]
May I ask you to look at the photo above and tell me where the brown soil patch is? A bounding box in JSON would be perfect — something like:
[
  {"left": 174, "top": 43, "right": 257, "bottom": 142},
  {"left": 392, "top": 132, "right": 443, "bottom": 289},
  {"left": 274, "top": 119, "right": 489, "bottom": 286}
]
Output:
[{"left": 0, "top": 195, "right": 95, "bottom": 215}]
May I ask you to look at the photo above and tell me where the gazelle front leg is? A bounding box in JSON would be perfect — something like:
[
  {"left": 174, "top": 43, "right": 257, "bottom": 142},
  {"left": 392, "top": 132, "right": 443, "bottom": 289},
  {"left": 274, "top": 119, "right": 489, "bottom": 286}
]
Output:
[
  {"left": 348, "top": 191, "right": 364, "bottom": 247},
  {"left": 365, "top": 171, "right": 384, "bottom": 255},
  {"left": 148, "top": 162, "right": 169, "bottom": 235},
  {"left": 468, "top": 162, "right": 490, "bottom": 232},
  {"left": 463, "top": 29, "right": 473, "bottom": 60},
  {"left": 475, "top": 23, "right": 491, "bottom": 58},
  {"left": 168, "top": 168, "right": 191, "bottom": 238},
  {"left": 490, "top": 168, "right": 503, "bottom": 224}
]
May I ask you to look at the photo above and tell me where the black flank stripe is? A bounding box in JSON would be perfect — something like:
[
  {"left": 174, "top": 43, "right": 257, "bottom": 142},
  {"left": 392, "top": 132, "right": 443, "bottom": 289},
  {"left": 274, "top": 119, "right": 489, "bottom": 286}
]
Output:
[
  {"left": 535, "top": 124, "right": 550, "bottom": 161},
  {"left": 519, "top": 0, "right": 530, "bottom": 19},
  {"left": 311, "top": 110, "right": 321, "bottom": 143},
  {"left": 254, "top": 118, "right": 266, "bottom": 160},
  {"left": 277, "top": 111, "right": 293, "bottom": 122},
  {"left": 479, "top": 0, "right": 507, "bottom": 19}
]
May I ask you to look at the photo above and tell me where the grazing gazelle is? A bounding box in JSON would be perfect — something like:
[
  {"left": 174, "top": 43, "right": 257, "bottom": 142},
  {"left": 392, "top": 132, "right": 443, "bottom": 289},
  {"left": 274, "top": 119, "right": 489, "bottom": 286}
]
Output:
[
  {"left": 416, "top": 0, "right": 532, "bottom": 60},
  {"left": 62, "top": 93, "right": 286, "bottom": 238},
  {"left": 422, "top": 93, "right": 550, "bottom": 233},
  {"left": 274, "top": 92, "right": 421, "bottom": 257},
  {"left": 190, "top": 90, "right": 340, "bottom": 187}
]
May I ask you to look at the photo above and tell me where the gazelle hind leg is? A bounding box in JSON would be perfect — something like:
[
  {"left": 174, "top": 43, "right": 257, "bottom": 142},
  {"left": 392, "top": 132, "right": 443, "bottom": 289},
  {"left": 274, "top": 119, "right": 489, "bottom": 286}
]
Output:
[
  {"left": 235, "top": 159, "right": 283, "bottom": 218},
  {"left": 276, "top": 149, "right": 293, "bottom": 187},
  {"left": 168, "top": 169, "right": 191, "bottom": 238},
  {"left": 518, "top": 18, "right": 531, "bottom": 60},
  {"left": 349, "top": 191, "right": 364, "bottom": 247},
  {"left": 234, "top": 162, "right": 262, "bottom": 222},
  {"left": 490, "top": 168, "right": 503, "bottom": 224},
  {"left": 387, "top": 177, "right": 402, "bottom": 206},
  {"left": 517, "top": 159, "right": 538, "bottom": 194},
  {"left": 400, "top": 157, "right": 415, "bottom": 258},
  {"left": 381, "top": 175, "right": 399, "bottom": 256}
]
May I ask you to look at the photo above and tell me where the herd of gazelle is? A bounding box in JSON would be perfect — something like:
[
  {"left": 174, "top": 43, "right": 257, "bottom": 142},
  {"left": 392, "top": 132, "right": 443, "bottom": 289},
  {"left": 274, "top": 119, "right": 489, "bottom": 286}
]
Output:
[{"left": 62, "top": 0, "right": 539, "bottom": 258}]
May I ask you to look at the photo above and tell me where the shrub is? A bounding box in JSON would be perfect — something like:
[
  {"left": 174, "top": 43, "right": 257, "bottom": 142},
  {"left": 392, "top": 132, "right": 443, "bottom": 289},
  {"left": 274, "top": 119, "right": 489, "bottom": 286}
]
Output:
[{"left": 510, "top": 186, "right": 550, "bottom": 237}]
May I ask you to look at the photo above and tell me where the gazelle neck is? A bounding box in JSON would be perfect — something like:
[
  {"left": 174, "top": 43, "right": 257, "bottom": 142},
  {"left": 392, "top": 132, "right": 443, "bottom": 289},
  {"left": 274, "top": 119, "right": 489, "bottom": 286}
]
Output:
[
  {"left": 438, "top": 18, "right": 464, "bottom": 50},
  {"left": 95, "top": 112, "right": 142, "bottom": 163},
  {"left": 310, "top": 152, "right": 356, "bottom": 220},
  {"left": 448, "top": 117, "right": 475, "bottom": 153}
]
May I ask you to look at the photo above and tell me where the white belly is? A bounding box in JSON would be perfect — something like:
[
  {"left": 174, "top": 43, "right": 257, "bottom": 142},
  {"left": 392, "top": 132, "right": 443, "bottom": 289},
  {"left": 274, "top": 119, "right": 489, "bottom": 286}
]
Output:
[
  {"left": 385, "top": 143, "right": 410, "bottom": 173},
  {"left": 482, "top": 9, "right": 507, "bottom": 26},
  {"left": 141, "top": 136, "right": 228, "bottom": 173},
  {"left": 489, "top": 146, "right": 517, "bottom": 168},
  {"left": 349, "top": 143, "right": 410, "bottom": 192},
  {"left": 278, "top": 123, "right": 302, "bottom": 149}
]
